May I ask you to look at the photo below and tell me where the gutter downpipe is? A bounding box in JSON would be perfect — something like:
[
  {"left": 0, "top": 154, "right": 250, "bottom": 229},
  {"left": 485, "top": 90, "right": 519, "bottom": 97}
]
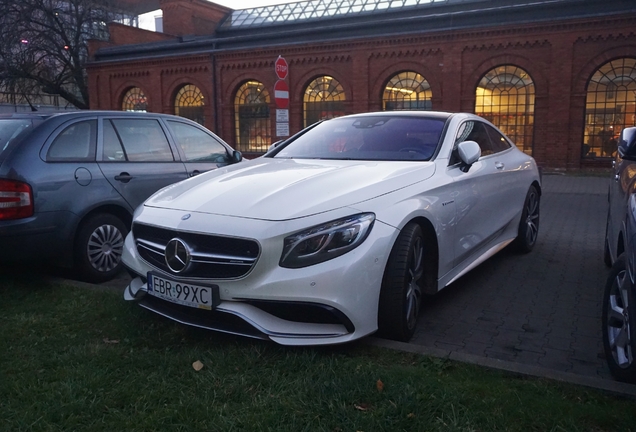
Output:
[{"left": 211, "top": 43, "right": 220, "bottom": 134}]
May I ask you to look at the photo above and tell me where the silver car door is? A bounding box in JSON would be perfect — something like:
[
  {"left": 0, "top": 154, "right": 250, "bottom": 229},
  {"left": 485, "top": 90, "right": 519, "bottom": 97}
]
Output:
[{"left": 97, "top": 117, "right": 188, "bottom": 211}]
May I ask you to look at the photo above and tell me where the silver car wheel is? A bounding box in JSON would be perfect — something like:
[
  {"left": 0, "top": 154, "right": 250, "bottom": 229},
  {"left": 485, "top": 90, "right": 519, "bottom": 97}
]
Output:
[
  {"left": 405, "top": 236, "right": 424, "bottom": 330},
  {"left": 524, "top": 188, "right": 539, "bottom": 246},
  {"left": 606, "top": 268, "right": 634, "bottom": 368},
  {"left": 87, "top": 224, "right": 124, "bottom": 272}
]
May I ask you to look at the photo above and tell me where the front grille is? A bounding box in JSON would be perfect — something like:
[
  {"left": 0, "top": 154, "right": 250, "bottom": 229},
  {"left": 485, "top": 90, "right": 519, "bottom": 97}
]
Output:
[{"left": 133, "top": 222, "right": 260, "bottom": 279}]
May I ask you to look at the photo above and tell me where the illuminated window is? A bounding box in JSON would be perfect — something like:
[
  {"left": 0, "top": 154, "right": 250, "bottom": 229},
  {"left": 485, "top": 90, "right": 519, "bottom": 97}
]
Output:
[
  {"left": 475, "top": 65, "right": 535, "bottom": 155},
  {"left": 303, "top": 76, "right": 346, "bottom": 127},
  {"left": 383, "top": 71, "right": 432, "bottom": 111},
  {"left": 234, "top": 81, "right": 271, "bottom": 152},
  {"left": 121, "top": 87, "right": 148, "bottom": 112},
  {"left": 174, "top": 84, "right": 205, "bottom": 125},
  {"left": 583, "top": 58, "right": 636, "bottom": 158}
]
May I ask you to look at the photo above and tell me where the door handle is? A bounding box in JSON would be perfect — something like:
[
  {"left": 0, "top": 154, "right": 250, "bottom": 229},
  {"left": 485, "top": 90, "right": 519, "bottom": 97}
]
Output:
[
  {"left": 114, "top": 172, "right": 133, "bottom": 183},
  {"left": 190, "top": 170, "right": 201, "bottom": 177},
  {"left": 495, "top": 162, "right": 505, "bottom": 170}
]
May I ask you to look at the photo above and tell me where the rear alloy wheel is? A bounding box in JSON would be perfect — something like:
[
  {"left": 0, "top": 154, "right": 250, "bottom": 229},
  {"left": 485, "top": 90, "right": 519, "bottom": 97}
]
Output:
[
  {"left": 378, "top": 222, "right": 425, "bottom": 342},
  {"left": 602, "top": 254, "right": 636, "bottom": 383},
  {"left": 514, "top": 185, "right": 540, "bottom": 253},
  {"left": 75, "top": 214, "right": 127, "bottom": 283},
  {"left": 603, "top": 213, "right": 613, "bottom": 267}
]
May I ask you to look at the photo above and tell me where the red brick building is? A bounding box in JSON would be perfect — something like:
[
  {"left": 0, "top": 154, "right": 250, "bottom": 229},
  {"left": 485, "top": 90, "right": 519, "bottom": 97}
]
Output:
[{"left": 87, "top": 0, "right": 636, "bottom": 169}]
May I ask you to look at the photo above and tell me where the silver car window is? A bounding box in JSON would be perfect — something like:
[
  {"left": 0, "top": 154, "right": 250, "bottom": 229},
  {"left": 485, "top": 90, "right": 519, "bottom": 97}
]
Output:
[
  {"left": 0, "top": 119, "right": 32, "bottom": 156},
  {"left": 167, "top": 120, "right": 229, "bottom": 163},
  {"left": 46, "top": 120, "right": 97, "bottom": 162},
  {"left": 110, "top": 119, "right": 174, "bottom": 162}
]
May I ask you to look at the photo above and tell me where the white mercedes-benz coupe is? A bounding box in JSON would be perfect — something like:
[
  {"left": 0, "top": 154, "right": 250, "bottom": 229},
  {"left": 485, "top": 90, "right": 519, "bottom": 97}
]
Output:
[{"left": 123, "top": 111, "right": 541, "bottom": 345}]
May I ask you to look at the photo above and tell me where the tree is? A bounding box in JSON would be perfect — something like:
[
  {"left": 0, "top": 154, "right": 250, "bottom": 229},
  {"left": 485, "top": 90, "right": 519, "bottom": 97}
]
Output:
[{"left": 0, "top": 0, "right": 126, "bottom": 109}]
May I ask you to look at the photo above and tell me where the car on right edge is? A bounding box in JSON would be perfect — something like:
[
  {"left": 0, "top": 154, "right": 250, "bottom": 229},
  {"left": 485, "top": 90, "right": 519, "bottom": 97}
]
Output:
[{"left": 603, "top": 126, "right": 636, "bottom": 383}]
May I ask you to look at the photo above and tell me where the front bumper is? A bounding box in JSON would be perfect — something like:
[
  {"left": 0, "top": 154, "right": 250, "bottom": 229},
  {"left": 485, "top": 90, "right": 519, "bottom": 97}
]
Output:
[{"left": 122, "top": 207, "right": 398, "bottom": 346}]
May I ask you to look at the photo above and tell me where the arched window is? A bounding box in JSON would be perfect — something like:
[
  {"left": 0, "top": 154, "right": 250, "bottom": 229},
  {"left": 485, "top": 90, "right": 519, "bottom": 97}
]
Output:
[
  {"left": 303, "top": 76, "right": 346, "bottom": 127},
  {"left": 234, "top": 81, "right": 271, "bottom": 152},
  {"left": 583, "top": 58, "right": 636, "bottom": 158},
  {"left": 383, "top": 71, "right": 432, "bottom": 111},
  {"left": 475, "top": 65, "right": 535, "bottom": 155},
  {"left": 174, "top": 84, "right": 205, "bottom": 125},
  {"left": 121, "top": 87, "right": 147, "bottom": 112}
]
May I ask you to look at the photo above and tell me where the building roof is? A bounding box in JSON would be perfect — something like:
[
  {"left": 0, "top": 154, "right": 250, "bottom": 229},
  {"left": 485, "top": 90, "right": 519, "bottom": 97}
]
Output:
[
  {"left": 111, "top": 0, "right": 161, "bottom": 15},
  {"left": 219, "top": 0, "right": 454, "bottom": 30},
  {"left": 92, "top": 0, "right": 636, "bottom": 63}
]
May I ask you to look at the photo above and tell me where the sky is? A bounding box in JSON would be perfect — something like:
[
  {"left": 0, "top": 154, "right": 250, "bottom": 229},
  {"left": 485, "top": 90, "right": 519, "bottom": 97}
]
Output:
[{"left": 138, "top": 0, "right": 300, "bottom": 30}]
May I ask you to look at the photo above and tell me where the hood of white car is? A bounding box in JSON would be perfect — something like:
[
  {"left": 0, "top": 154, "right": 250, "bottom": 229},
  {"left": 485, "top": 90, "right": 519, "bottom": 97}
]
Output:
[{"left": 145, "top": 158, "right": 436, "bottom": 221}]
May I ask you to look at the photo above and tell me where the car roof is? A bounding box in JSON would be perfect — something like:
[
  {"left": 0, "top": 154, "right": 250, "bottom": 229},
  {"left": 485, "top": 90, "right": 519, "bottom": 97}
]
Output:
[
  {"left": 0, "top": 110, "right": 188, "bottom": 121},
  {"left": 333, "top": 111, "right": 464, "bottom": 121}
]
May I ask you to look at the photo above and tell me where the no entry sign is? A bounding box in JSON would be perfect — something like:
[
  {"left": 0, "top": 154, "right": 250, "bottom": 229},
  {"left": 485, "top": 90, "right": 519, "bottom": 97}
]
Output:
[
  {"left": 275, "top": 56, "right": 288, "bottom": 80},
  {"left": 274, "top": 79, "right": 289, "bottom": 109}
]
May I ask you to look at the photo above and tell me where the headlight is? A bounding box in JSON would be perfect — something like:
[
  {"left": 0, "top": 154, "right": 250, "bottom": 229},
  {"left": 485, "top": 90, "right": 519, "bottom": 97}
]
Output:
[{"left": 280, "top": 213, "right": 375, "bottom": 268}]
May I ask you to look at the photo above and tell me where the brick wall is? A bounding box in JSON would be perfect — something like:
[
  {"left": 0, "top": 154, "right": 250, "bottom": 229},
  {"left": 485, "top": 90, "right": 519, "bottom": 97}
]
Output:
[
  {"left": 87, "top": 10, "right": 636, "bottom": 169},
  {"left": 160, "top": 0, "right": 230, "bottom": 36}
]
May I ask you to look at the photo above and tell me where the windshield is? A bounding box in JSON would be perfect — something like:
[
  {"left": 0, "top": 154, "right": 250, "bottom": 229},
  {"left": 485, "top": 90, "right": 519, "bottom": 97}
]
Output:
[
  {"left": 0, "top": 119, "right": 33, "bottom": 157},
  {"left": 274, "top": 116, "right": 445, "bottom": 161}
]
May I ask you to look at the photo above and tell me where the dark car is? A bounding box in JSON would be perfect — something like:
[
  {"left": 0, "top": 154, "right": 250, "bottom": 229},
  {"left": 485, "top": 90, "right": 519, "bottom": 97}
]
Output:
[
  {"left": 603, "top": 126, "right": 636, "bottom": 382},
  {"left": 0, "top": 111, "right": 241, "bottom": 282}
]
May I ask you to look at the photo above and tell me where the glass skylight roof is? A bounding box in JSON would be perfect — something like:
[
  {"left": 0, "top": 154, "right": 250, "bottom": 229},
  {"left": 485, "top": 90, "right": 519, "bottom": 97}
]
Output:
[{"left": 220, "top": 0, "right": 449, "bottom": 30}]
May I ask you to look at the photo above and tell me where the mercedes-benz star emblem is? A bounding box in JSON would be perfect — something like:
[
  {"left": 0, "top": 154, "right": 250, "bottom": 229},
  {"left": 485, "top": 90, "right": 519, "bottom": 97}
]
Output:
[{"left": 165, "top": 238, "right": 190, "bottom": 273}]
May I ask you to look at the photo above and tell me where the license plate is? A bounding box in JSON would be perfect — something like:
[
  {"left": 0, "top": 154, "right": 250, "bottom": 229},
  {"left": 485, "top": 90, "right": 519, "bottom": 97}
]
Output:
[{"left": 147, "top": 273, "right": 217, "bottom": 310}]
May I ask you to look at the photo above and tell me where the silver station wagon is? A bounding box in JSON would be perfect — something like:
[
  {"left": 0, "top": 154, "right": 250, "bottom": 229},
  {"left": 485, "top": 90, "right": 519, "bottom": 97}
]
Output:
[{"left": 0, "top": 111, "right": 242, "bottom": 282}]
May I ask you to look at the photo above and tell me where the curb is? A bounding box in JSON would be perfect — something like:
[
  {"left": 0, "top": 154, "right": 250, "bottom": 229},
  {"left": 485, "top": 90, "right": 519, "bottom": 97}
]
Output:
[{"left": 365, "top": 338, "right": 636, "bottom": 399}]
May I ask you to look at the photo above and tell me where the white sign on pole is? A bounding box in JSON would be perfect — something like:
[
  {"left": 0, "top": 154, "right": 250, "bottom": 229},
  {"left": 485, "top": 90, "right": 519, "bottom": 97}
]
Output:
[
  {"left": 276, "top": 122, "right": 290, "bottom": 137},
  {"left": 276, "top": 109, "right": 289, "bottom": 122}
]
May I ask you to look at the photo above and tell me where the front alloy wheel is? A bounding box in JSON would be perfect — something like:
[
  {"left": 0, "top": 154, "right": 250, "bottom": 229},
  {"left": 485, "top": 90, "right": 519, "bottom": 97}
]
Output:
[
  {"left": 378, "top": 222, "right": 425, "bottom": 342},
  {"left": 602, "top": 254, "right": 636, "bottom": 383},
  {"left": 514, "top": 185, "right": 540, "bottom": 253}
]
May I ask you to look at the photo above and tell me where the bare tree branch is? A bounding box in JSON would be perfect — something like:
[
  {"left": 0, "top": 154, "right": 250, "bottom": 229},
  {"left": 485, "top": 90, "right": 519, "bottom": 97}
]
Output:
[{"left": 0, "top": 0, "right": 129, "bottom": 109}]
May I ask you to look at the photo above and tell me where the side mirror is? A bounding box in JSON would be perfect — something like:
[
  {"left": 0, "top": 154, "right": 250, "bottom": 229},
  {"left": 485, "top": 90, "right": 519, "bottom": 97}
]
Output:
[
  {"left": 457, "top": 140, "right": 481, "bottom": 172},
  {"left": 231, "top": 150, "right": 242, "bottom": 163},
  {"left": 618, "top": 127, "right": 636, "bottom": 160}
]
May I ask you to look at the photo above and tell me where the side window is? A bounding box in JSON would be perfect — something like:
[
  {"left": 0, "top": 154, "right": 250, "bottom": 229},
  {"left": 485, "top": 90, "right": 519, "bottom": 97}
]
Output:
[
  {"left": 47, "top": 120, "right": 97, "bottom": 161},
  {"left": 484, "top": 124, "right": 512, "bottom": 153},
  {"left": 167, "top": 120, "right": 229, "bottom": 163},
  {"left": 110, "top": 119, "right": 174, "bottom": 162},
  {"left": 461, "top": 121, "right": 494, "bottom": 156},
  {"left": 102, "top": 120, "right": 126, "bottom": 161}
]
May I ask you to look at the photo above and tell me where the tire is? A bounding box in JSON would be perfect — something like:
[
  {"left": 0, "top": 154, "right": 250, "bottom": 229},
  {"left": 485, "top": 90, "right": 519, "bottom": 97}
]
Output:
[
  {"left": 74, "top": 213, "right": 128, "bottom": 283},
  {"left": 602, "top": 254, "right": 636, "bottom": 383},
  {"left": 513, "top": 185, "right": 540, "bottom": 253},
  {"left": 604, "top": 211, "right": 613, "bottom": 267},
  {"left": 604, "top": 237, "right": 613, "bottom": 268},
  {"left": 378, "top": 222, "right": 425, "bottom": 342}
]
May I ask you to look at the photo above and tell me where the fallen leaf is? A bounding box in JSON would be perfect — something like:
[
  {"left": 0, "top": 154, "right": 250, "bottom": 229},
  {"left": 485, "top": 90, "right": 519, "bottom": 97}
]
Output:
[
  {"left": 103, "top": 338, "right": 119, "bottom": 344},
  {"left": 376, "top": 379, "right": 384, "bottom": 392},
  {"left": 192, "top": 360, "right": 204, "bottom": 371},
  {"left": 354, "top": 403, "right": 369, "bottom": 411}
]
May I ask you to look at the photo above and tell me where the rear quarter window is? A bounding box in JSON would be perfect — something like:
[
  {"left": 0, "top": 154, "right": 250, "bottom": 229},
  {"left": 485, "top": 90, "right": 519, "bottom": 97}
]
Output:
[{"left": 46, "top": 120, "right": 97, "bottom": 162}]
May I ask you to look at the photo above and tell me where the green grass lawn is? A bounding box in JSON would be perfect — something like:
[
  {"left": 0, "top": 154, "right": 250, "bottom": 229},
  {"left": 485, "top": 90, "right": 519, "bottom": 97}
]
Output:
[{"left": 1, "top": 271, "right": 635, "bottom": 432}]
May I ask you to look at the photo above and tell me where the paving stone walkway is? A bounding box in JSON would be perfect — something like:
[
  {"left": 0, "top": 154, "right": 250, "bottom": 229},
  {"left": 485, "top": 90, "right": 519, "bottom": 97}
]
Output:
[{"left": 411, "top": 174, "right": 612, "bottom": 379}]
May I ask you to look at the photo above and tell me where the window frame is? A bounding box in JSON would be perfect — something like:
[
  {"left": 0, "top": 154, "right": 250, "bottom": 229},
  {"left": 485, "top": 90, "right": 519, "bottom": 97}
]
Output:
[
  {"left": 44, "top": 119, "right": 98, "bottom": 163},
  {"left": 165, "top": 119, "right": 231, "bottom": 163}
]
